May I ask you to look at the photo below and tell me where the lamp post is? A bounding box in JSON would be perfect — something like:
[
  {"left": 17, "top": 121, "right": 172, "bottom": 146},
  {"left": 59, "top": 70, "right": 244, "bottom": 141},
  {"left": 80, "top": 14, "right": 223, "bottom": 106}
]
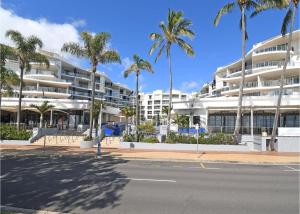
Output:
[{"left": 195, "top": 123, "right": 199, "bottom": 153}]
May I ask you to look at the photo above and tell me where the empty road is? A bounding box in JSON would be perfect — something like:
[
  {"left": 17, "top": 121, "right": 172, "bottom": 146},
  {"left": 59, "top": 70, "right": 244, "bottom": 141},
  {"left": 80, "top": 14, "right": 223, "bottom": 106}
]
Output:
[{"left": 1, "top": 156, "right": 299, "bottom": 214}]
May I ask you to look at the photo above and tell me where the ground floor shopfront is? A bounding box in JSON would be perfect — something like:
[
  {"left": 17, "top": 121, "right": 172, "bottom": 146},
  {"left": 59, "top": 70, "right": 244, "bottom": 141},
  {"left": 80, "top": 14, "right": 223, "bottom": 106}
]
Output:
[
  {"left": 172, "top": 95, "right": 300, "bottom": 135},
  {"left": 0, "top": 98, "right": 124, "bottom": 130}
]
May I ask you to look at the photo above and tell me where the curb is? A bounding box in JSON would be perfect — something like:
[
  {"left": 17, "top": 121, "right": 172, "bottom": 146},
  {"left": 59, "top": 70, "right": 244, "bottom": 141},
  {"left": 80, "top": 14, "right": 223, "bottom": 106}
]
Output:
[
  {"left": 0, "top": 205, "right": 66, "bottom": 214},
  {"left": 1, "top": 153, "right": 299, "bottom": 165}
]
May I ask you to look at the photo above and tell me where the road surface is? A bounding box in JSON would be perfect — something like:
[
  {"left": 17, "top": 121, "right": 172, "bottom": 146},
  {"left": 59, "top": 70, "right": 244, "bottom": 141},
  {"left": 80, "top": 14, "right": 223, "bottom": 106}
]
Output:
[{"left": 1, "top": 156, "right": 299, "bottom": 214}]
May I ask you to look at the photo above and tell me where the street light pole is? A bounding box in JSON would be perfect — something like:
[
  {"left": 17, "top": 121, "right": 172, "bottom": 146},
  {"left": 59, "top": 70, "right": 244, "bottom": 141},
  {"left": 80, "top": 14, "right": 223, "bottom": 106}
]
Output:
[{"left": 196, "top": 123, "right": 199, "bottom": 153}]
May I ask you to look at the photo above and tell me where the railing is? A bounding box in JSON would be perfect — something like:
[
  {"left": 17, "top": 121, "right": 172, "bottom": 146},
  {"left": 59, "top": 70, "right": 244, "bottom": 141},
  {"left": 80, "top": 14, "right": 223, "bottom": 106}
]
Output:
[
  {"left": 22, "top": 86, "right": 67, "bottom": 93},
  {"left": 254, "top": 43, "right": 288, "bottom": 54},
  {"left": 227, "top": 68, "right": 252, "bottom": 78},
  {"left": 25, "top": 69, "right": 58, "bottom": 77}
]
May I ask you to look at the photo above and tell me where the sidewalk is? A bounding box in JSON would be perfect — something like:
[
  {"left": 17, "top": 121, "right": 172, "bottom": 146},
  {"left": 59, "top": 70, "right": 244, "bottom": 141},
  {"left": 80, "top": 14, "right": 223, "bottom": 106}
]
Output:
[{"left": 1, "top": 145, "right": 299, "bottom": 164}]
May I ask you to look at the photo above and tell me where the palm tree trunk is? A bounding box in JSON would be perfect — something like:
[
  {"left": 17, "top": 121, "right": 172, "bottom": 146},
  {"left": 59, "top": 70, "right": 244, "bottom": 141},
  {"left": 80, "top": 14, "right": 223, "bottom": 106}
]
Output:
[
  {"left": 167, "top": 48, "right": 172, "bottom": 137},
  {"left": 136, "top": 72, "right": 139, "bottom": 142},
  {"left": 233, "top": 7, "right": 246, "bottom": 144},
  {"left": 17, "top": 67, "right": 24, "bottom": 131},
  {"left": 270, "top": 6, "right": 296, "bottom": 151},
  {"left": 89, "top": 65, "right": 96, "bottom": 138},
  {"left": 126, "top": 116, "right": 128, "bottom": 135},
  {"left": 98, "top": 103, "right": 103, "bottom": 137},
  {"left": 40, "top": 113, "right": 43, "bottom": 128}
]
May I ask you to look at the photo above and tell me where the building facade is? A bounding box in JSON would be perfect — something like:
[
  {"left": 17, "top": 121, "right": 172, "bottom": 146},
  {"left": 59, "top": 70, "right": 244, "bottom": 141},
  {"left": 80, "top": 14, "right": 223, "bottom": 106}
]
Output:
[
  {"left": 1, "top": 48, "right": 133, "bottom": 129},
  {"left": 139, "top": 90, "right": 191, "bottom": 121},
  {"left": 173, "top": 30, "right": 300, "bottom": 135}
]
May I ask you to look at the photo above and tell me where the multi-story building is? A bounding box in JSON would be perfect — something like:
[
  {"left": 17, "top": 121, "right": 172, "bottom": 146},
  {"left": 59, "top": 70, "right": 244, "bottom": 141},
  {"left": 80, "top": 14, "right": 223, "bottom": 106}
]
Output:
[
  {"left": 139, "top": 90, "right": 191, "bottom": 121},
  {"left": 1, "top": 48, "right": 133, "bottom": 129},
  {"left": 173, "top": 30, "right": 300, "bottom": 135}
]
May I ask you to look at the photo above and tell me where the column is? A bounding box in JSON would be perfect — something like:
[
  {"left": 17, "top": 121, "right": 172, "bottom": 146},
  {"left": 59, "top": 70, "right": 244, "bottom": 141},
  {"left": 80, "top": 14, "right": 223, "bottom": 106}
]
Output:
[
  {"left": 50, "top": 109, "right": 53, "bottom": 126},
  {"left": 189, "top": 114, "right": 193, "bottom": 128},
  {"left": 251, "top": 107, "right": 254, "bottom": 136},
  {"left": 37, "top": 82, "right": 39, "bottom": 90}
]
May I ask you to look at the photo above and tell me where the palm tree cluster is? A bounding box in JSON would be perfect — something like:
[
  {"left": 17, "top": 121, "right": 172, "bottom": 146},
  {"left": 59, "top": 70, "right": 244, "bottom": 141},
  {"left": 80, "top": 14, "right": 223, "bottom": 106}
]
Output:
[
  {"left": 1, "top": 0, "right": 297, "bottom": 149},
  {"left": 30, "top": 101, "right": 54, "bottom": 128},
  {"left": 61, "top": 32, "right": 121, "bottom": 138}
]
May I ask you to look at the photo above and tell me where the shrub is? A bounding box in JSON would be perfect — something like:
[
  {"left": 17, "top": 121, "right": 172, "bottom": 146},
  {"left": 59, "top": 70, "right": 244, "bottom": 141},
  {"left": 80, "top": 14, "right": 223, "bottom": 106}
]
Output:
[
  {"left": 138, "top": 122, "right": 156, "bottom": 134},
  {"left": 0, "top": 125, "right": 32, "bottom": 140},
  {"left": 141, "top": 137, "right": 159, "bottom": 143},
  {"left": 83, "top": 135, "right": 93, "bottom": 141},
  {"left": 165, "top": 132, "right": 234, "bottom": 145},
  {"left": 123, "top": 133, "right": 135, "bottom": 142}
]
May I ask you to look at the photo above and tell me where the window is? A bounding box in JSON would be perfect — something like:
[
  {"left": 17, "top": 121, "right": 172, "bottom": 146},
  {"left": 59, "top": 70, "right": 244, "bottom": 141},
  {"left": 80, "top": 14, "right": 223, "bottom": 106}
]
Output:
[
  {"left": 148, "top": 101, "right": 152, "bottom": 105},
  {"left": 147, "top": 111, "right": 152, "bottom": 115},
  {"left": 147, "top": 106, "right": 152, "bottom": 109},
  {"left": 154, "top": 100, "right": 160, "bottom": 104}
]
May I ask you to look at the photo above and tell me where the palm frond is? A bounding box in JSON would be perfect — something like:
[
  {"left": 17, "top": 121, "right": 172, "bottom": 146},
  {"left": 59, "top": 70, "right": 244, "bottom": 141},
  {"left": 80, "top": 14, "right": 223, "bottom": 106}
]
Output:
[
  {"left": 123, "top": 64, "right": 137, "bottom": 78},
  {"left": 214, "top": 2, "right": 235, "bottom": 26},
  {"left": 281, "top": 7, "right": 292, "bottom": 35},
  {"left": 30, "top": 53, "right": 50, "bottom": 68},
  {"left": 61, "top": 42, "right": 86, "bottom": 57},
  {"left": 251, "top": 0, "right": 289, "bottom": 17},
  {"left": 149, "top": 33, "right": 162, "bottom": 40},
  {"left": 178, "top": 28, "right": 195, "bottom": 39},
  {"left": 26, "top": 35, "right": 43, "bottom": 49},
  {"left": 5, "top": 30, "right": 25, "bottom": 48},
  {"left": 176, "top": 38, "right": 195, "bottom": 56},
  {"left": 149, "top": 39, "right": 163, "bottom": 55},
  {"left": 154, "top": 43, "right": 166, "bottom": 62},
  {"left": 98, "top": 50, "right": 121, "bottom": 64},
  {"left": 140, "top": 60, "right": 153, "bottom": 73}
]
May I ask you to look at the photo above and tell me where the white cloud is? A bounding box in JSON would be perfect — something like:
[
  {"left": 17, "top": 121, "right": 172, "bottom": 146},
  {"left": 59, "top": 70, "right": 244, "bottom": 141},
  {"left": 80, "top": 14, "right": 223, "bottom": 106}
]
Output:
[
  {"left": 180, "top": 81, "right": 200, "bottom": 92},
  {"left": 70, "top": 19, "right": 86, "bottom": 28},
  {"left": 0, "top": 6, "right": 81, "bottom": 54}
]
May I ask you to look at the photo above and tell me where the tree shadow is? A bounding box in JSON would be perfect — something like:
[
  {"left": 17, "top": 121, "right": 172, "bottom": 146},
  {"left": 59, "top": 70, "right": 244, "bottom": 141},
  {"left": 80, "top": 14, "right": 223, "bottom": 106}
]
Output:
[{"left": 1, "top": 155, "right": 129, "bottom": 213}]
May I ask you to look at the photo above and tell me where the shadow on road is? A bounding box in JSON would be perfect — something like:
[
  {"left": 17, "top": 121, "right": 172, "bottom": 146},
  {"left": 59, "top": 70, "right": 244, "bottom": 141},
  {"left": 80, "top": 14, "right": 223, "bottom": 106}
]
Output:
[{"left": 1, "top": 155, "right": 129, "bottom": 213}]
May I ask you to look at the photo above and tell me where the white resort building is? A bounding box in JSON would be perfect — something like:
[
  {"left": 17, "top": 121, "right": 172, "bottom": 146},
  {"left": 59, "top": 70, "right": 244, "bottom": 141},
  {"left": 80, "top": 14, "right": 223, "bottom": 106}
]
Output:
[
  {"left": 1, "top": 49, "right": 134, "bottom": 129},
  {"left": 139, "top": 90, "right": 191, "bottom": 121},
  {"left": 173, "top": 30, "right": 300, "bottom": 135}
]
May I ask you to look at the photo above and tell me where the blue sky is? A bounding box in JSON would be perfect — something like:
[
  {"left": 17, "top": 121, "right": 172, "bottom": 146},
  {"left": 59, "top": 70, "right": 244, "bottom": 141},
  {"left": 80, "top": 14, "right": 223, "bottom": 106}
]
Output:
[{"left": 1, "top": 0, "right": 299, "bottom": 92}]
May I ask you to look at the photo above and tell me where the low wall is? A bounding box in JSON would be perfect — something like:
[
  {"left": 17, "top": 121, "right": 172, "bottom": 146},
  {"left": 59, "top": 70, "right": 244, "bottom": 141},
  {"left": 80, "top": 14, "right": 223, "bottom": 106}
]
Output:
[
  {"left": 0, "top": 128, "right": 58, "bottom": 145},
  {"left": 0, "top": 140, "right": 31, "bottom": 145},
  {"left": 29, "top": 128, "right": 58, "bottom": 143},
  {"left": 277, "top": 137, "right": 300, "bottom": 152},
  {"left": 120, "top": 142, "right": 249, "bottom": 152}
]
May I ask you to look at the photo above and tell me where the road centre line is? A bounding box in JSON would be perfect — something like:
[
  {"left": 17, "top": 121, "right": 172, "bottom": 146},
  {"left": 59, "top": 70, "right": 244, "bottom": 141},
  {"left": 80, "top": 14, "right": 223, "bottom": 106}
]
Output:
[
  {"left": 117, "top": 177, "right": 176, "bottom": 183},
  {"left": 284, "top": 166, "right": 300, "bottom": 172}
]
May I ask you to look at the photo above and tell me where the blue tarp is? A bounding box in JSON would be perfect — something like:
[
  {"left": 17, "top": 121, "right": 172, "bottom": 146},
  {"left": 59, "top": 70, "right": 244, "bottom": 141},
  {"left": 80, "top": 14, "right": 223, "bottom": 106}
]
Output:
[{"left": 178, "top": 127, "right": 206, "bottom": 134}]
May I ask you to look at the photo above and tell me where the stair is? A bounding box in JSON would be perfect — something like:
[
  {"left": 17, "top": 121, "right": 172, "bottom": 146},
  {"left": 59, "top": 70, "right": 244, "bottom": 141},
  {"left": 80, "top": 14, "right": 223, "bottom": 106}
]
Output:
[
  {"left": 101, "top": 136, "right": 121, "bottom": 148},
  {"left": 33, "top": 135, "right": 84, "bottom": 147}
]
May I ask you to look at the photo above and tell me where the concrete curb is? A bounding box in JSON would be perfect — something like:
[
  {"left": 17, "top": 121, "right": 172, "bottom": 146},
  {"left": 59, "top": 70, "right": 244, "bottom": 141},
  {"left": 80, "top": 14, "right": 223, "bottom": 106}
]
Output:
[
  {"left": 1, "top": 153, "right": 299, "bottom": 165},
  {"left": 0, "top": 205, "right": 66, "bottom": 214}
]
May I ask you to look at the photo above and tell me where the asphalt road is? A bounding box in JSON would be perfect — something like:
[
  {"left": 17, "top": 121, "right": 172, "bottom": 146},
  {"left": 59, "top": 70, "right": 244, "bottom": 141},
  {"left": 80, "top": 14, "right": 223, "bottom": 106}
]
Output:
[{"left": 1, "top": 156, "right": 299, "bottom": 214}]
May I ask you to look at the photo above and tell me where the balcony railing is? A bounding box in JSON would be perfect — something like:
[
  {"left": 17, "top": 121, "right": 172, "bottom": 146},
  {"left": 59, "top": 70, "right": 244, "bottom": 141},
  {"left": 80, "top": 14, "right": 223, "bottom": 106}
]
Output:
[
  {"left": 23, "top": 86, "right": 67, "bottom": 93},
  {"left": 254, "top": 43, "right": 288, "bottom": 54}
]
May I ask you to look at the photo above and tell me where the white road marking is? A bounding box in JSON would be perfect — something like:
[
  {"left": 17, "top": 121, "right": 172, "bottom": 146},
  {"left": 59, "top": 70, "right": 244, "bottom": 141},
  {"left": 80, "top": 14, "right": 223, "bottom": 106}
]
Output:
[
  {"left": 284, "top": 166, "right": 300, "bottom": 172},
  {"left": 117, "top": 177, "right": 176, "bottom": 183}
]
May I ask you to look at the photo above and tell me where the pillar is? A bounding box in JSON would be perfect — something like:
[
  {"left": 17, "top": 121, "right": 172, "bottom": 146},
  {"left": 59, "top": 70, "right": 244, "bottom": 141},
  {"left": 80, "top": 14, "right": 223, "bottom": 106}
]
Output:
[
  {"left": 50, "top": 109, "right": 53, "bottom": 126},
  {"left": 189, "top": 114, "right": 193, "bottom": 128},
  {"left": 251, "top": 107, "right": 254, "bottom": 136}
]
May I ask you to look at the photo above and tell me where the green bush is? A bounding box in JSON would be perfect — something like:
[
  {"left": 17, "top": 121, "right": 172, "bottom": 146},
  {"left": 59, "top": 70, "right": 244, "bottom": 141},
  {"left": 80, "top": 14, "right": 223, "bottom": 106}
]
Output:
[
  {"left": 123, "top": 133, "right": 136, "bottom": 142},
  {"left": 165, "top": 132, "right": 234, "bottom": 145},
  {"left": 83, "top": 135, "right": 93, "bottom": 141},
  {"left": 0, "top": 125, "right": 32, "bottom": 140},
  {"left": 141, "top": 137, "right": 159, "bottom": 143}
]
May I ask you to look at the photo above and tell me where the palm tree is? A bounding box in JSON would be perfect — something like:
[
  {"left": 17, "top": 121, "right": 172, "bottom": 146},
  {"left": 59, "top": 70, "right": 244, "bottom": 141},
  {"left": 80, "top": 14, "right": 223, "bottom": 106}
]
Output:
[
  {"left": 120, "top": 106, "right": 135, "bottom": 134},
  {"left": 0, "top": 44, "right": 20, "bottom": 116},
  {"left": 30, "top": 101, "right": 55, "bottom": 128},
  {"left": 123, "top": 54, "right": 153, "bottom": 141},
  {"left": 214, "top": 1, "right": 259, "bottom": 144},
  {"left": 149, "top": 9, "right": 195, "bottom": 136},
  {"left": 252, "top": 0, "right": 298, "bottom": 150},
  {"left": 62, "top": 32, "right": 120, "bottom": 138},
  {"left": 5, "top": 30, "right": 49, "bottom": 130}
]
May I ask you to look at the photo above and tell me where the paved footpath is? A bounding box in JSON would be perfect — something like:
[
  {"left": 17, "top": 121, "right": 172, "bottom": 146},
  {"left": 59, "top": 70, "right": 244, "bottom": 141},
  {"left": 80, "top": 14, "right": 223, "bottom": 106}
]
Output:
[
  {"left": 1, "top": 156, "right": 299, "bottom": 214},
  {"left": 0, "top": 145, "right": 299, "bottom": 164}
]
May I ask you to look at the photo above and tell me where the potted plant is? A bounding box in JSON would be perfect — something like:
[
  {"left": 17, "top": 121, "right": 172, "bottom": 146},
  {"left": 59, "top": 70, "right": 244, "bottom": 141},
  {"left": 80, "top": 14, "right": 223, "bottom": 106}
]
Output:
[{"left": 80, "top": 135, "right": 95, "bottom": 148}]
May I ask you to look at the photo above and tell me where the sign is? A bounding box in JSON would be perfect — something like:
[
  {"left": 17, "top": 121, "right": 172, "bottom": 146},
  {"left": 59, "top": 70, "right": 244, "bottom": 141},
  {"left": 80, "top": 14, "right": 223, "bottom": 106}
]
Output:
[{"left": 195, "top": 124, "right": 199, "bottom": 130}]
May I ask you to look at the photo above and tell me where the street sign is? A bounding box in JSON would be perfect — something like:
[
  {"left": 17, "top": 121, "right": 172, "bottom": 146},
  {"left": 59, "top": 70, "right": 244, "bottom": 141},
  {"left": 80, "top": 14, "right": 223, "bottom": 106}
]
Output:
[{"left": 195, "top": 123, "right": 199, "bottom": 130}]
